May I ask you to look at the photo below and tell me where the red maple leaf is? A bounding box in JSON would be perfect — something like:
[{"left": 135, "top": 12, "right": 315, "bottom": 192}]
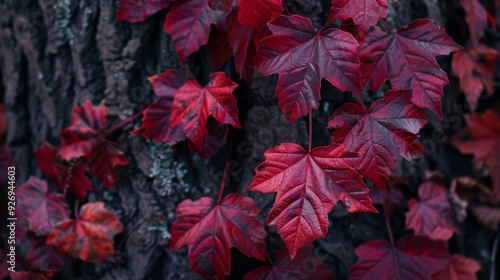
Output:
[
  {"left": 27, "top": 237, "right": 68, "bottom": 269},
  {"left": 248, "top": 143, "right": 376, "bottom": 257},
  {"left": 208, "top": 0, "right": 238, "bottom": 12},
  {"left": 35, "top": 143, "right": 94, "bottom": 201},
  {"left": 431, "top": 254, "right": 481, "bottom": 280},
  {"left": 170, "top": 72, "right": 240, "bottom": 151},
  {"left": 452, "top": 110, "right": 500, "bottom": 197},
  {"left": 350, "top": 235, "right": 451, "bottom": 279},
  {"left": 46, "top": 202, "right": 124, "bottom": 264},
  {"left": 116, "top": 0, "right": 173, "bottom": 23},
  {"left": 59, "top": 101, "right": 128, "bottom": 187},
  {"left": 244, "top": 245, "right": 332, "bottom": 279},
  {"left": 405, "top": 181, "right": 459, "bottom": 240},
  {"left": 238, "top": 0, "right": 283, "bottom": 31},
  {"left": 327, "top": 0, "right": 388, "bottom": 33},
  {"left": 10, "top": 269, "right": 57, "bottom": 280},
  {"left": 329, "top": 90, "right": 428, "bottom": 191},
  {"left": 17, "top": 177, "right": 70, "bottom": 236},
  {"left": 254, "top": 14, "right": 361, "bottom": 122},
  {"left": 358, "top": 19, "right": 461, "bottom": 119},
  {"left": 170, "top": 193, "right": 267, "bottom": 279},
  {"left": 452, "top": 45, "right": 499, "bottom": 110},
  {"left": 164, "top": 0, "right": 226, "bottom": 63},
  {"left": 459, "top": 0, "right": 488, "bottom": 46},
  {"left": 206, "top": 28, "right": 233, "bottom": 70}
]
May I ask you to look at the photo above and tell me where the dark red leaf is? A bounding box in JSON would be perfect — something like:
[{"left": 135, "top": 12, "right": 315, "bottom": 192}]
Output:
[
  {"left": 358, "top": 19, "right": 461, "bottom": 119},
  {"left": 170, "top": 72, "right": 240, "bottom": 151},
  {"left": 350, "top": 235, "right": 451, "bottom": 279},
  {"left": 27, "top": 237, "right": 68, "bottom": 269},
  {"left": 329, "top": 90, "right": 428, "bottom": 191},
  {"left": 170, "top": 193, "right": 267, "bottom": 279},
  {"left": 459, "top": 0, "right": 488, "bottom": 46},
  {"left": 208, "top": 0, "right": 237, "bottom": 12},
  {"left": 10, "top": 269, "right": 57, "bottom": 280},
  {"left": 237, "top": 0, "right": 283, "bottom": 31},
  {"left": 431, "top": 254, "right": 481, "bottom": 280},
  {"left": 244, "top": 245, "right": 332, "bottom": 279},
  {"left": 254, "top": 15, "right": 361, "bottom": 122},
  {"left": 85, "top": 141, "right": 128, "bottom": 187},
  {"left": 0, "top": 147, "right": 13, "bottom": 186},
  {"left": 164, "top": 0, "right": 226, "bottom": 63},
  {"left": 228, "top": 16, "right": 257, "bottom": 82},
  {"left": 17, "top": 177, "right": 70, "bottom": 236},
  {"left": 248, "top": 143, "right": 376, "bottom": 258},
  {"left": 328, "top": 0, "right": 387, "bottom": 33},
  {"left": 35, "top": 143, "right": 94, "bottom": 201},
  {"left": 405, "top": 181, "right": 459, "bottom": 240},
  {"left": 452, "top": 110, "right": 500, "bottom": 197},
  {"left": 46, "top": 202, "right": 124, "bottom": 264},
  {"left": 206, "top": 28, "right": 233, "bottom": 70},
  {"left": 116, "top": 0, "right": 173, "bottom": 23}
]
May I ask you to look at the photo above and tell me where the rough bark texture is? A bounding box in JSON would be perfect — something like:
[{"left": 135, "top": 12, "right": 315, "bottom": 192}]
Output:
[{"left": 0, "top": 0, "right": 498, "bottom": 279}]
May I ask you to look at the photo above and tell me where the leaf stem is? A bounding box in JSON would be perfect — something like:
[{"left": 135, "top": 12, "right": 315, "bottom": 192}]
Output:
[
  {"left": 308, "top": 113, "right": 313, "bottom": 153},
  {"left": 217, "top": 138, "right": 234, "bottom": 205},
  {"left": 490, "top": 231, "right": 500, "bottom": 280},
  {"left": 385, "top": 210, "right": 395, "bottom": 245},
  {"left": 74, "top": 200, "right": 80, "bottom": 220},
  {"left": 105, "top": 106, "right": 147, "bottom": 136},
  {"left": 282, "top": 0, "right": 292, "bottom": 16}
]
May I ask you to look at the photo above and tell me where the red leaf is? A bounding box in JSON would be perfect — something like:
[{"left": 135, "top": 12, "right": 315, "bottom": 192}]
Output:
[
  {"left": 248, "top": 143, "right": 376, "bottom": 258},
  {"left": 459, "top": 0, "right": 488, "bottom": 46},
  {"left": 27, "top": 237, "right": 68, "bottom": 269},
  {"left": 59, "top": 101, "right": 128, "bottom": 187},
  {"left": 358, "top": 19, "right": 461, "bottom": 119},
  {"left": 206, "top": 28, "right": 233, "bottom": 70},
  {"left": 17, "top": 177, "right": 70, "bottom": 236},
  {"left": 329, "top": 90, "right": 428, "bottom": 191},
  {"left": 170, "top": 193, "right": 267, "bottom": 279},
  {"left": 254, "top": 15, "right": 361, "bottom": 122},
  {"left": 431, "top": 254, "right": 481, "bottom": 280},
  {"left": 164, "top": 0, "right": 226, "bottom": 63},
  {"left": 237, "top": 0, "right": 283, "bottom": 31},
  {"left": 244, "top": 245, "right": 332, "bottom": 279},
  {"left": 132, "top": 68, "right": 190, "bottom": 144},
  {"left": 116, "top": 0, "right": 173, "bottom": 23},
  {"left": 35, "top": 143, "right": 94, "bottom": 201},
  {"left": 452, "top": 110, "right": 500, "bottom": 197},
  {"left": 452, "top": 45, "right": 498, "bottom": 110},
  {"left": 327, "top": 0, "right": 388, "bottom": 33},
  {"left": 170, "top": 72, "right": 240, "bottom": 151},
  {"left": 350, "top": 235, "right": 451, "bottom": 280},
  {"left": 208, "top": 0, "right": 237, "bottom": 12},
  {"left": 46, "top": 202, "right": 124, "bottom": 264},
  {"left": 228, "top": 15, "right": 258, "bottom": 82},
  {"left": 10, "top": 269, "right": 57, "bottom": 280},
  {"left": 405, "top": 181, "right": 459, "bottom": 241}
]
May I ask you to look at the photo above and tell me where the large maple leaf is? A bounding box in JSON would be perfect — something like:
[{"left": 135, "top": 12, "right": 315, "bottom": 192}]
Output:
[
  {"left": 349, "top": 235, "right": 450, "bottom": 280},
  {"left": 452, "top": 45, "right": 498, "bottom": 110},
  {"left": 170, "top": 72, "right": 240, "bottom": 151},
  {"left": 244, "top": 245, "right": 332, "bottom": 279},
  {"left": 327, "top": 0, "right": 388, "bottom": 33},
  {"left": 46, "top": 202, "right": 124, "bottom": 264},
  {"left": 35, "top": 143, "right": 94, "bottom": 201},
  {"left": 431, "top": 254, "right": 481, "bottom": 280},
  {"left": 116, "top": 0, "right": 173, "bottom": 23},
  {"left": 59, "top": 101, "right": 128, "bottom": 187},
  {"left": 452, "top": 110, "right": 500, "bottom": 197},
  {"left": 238, "top": 0, "right": 283, "bottom": 31},
  {"left": 170, "top": 193, "right": 267, "bottom": 279},
  {"left": 28, "top": 237, "right": 68, "bottom": 269},
  {"left": 248, "top": 143, "right": 376, "bottom": 257},
  {"left": 329, "top": 90, "right": 428, "bottom": 191},
  {"left": 358, "top": 19, "right": 461, "bottom": 119},
  {"left": 405, "top": 181, "right": 459, "bottom": 240},
  {"left": 254, "top": 15, "right": 361, "bottom": 122},
  {"left": 164, "top": 0, "right": 226, "bottom": 63},
  {"left": 17, "top": 177, "right": 70, "bottom": 236},
  {"left": 459, "top": 0, "right": 488, "bottom": 46}
]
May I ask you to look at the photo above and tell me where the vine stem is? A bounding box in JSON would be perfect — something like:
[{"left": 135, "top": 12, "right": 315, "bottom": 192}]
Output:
[
  {"left": 217, "top": 139, "right": 234, "bottom": 205},
  {"left": 74, "top": 200, "right": 80, "bottom": 220},
  {"left": 384, "top": 210, "right": 395, "bottom": 245},
  {"left": 490, "top": 231, "right": 500, "bottom": 280},
  {"left": 308, "top": 113, "right": 313, "bottom": 153},
  {"left": 105, "top": 106, "right": 147, "bottom": 136},
  {"left": 282, "top": 0, "right": 292, "bottom": 16}
]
